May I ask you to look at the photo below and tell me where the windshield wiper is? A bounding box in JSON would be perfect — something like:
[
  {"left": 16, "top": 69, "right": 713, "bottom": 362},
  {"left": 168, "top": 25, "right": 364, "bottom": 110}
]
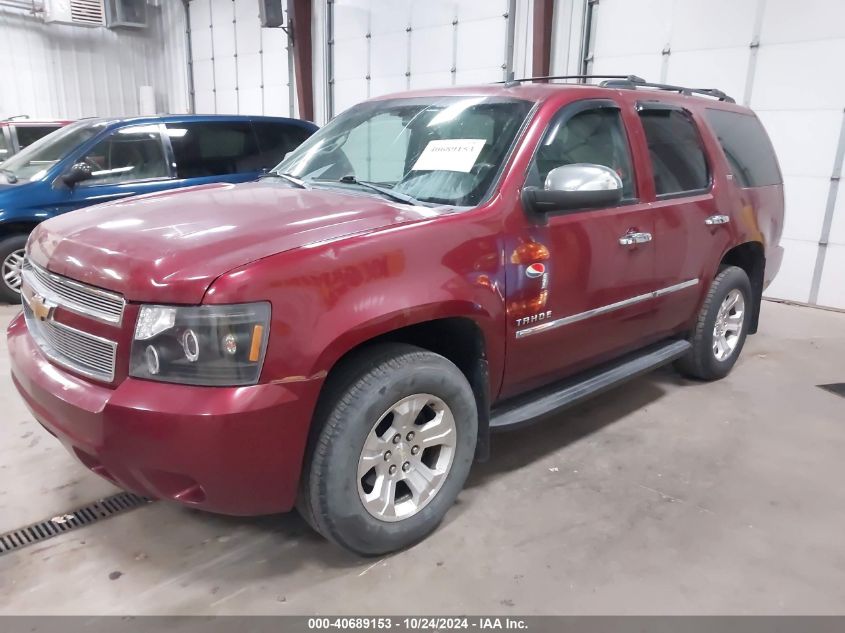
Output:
[
  {"left": 1, "top": 169, "right": 17, "bottom": 184},
  {"left": 338, "top": 175, "right": 425, "bottom": 206},
  {"left": 261, "top": 171, "right": 308, "bottom": 189}
]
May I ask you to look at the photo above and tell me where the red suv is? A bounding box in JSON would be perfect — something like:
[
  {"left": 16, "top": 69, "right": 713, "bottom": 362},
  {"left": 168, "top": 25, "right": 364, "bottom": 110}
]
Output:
[
  {"left": 0, "top": 118, "right": 70, "bottom": 160},
  {"left": 7, "top": 76, "right": 783, "bottom": 555}
]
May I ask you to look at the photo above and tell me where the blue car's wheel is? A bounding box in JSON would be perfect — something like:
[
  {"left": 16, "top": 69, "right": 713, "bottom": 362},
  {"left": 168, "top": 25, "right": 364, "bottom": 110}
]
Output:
[{"left": 0, "top": 235, "right": 28, "bottom": 303}]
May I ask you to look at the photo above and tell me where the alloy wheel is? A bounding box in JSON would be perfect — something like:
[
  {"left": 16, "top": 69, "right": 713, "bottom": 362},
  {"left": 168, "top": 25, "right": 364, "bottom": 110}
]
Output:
[
  {"left": 712, "top": 288, "right": 745, "bottom": 361},
  {"left": 357, "top": 393, "right": 457, "bottom": 522},
  {"left": 2, "top": 248, "right": 25, "bottom": 295}
]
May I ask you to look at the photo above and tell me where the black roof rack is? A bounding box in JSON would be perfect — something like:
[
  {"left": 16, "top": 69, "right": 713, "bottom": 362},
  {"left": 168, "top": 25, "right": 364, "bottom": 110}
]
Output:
[
  {"left": 498, "top": 74, "right": 646, "bottom": 87},
  {"left": 499, "top": 74, "right": 735, "bottom": 103},
  {"left": 599, "top": 76, "right": 735, "bottom": 103}
]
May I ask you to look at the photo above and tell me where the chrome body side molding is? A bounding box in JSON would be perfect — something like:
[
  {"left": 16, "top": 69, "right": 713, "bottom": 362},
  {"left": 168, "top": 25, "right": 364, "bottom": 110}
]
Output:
[{"left": 515, "top": 278, "right": 699, "bottom": 339}]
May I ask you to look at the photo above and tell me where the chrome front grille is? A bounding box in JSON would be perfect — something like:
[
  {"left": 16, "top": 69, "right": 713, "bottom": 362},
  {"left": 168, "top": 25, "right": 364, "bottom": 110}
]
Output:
[
  {"left": 21, "top": 258, "right": 122, "bottom": 383},
  {"left": 23, "top": 303, "right": 118, "bottom": 382},
  {"left": 22, "top": 260, "right": 125, "bottom": 325}
]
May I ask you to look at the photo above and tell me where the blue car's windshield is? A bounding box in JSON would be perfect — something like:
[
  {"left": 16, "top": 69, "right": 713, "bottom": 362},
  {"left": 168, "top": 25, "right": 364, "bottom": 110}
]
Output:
[{"left": 0, "top": 120, "right": 107, "bottom": 183}]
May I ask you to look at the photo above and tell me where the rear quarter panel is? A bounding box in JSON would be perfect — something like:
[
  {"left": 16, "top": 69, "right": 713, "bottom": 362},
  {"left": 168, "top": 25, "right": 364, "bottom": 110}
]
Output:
[{"left": 694, "top": 103, "right": 785, "bottom": 285}]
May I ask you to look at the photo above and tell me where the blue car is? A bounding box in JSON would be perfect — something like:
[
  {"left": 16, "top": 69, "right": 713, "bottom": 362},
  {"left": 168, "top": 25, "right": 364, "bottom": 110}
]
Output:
[{"left": 0, "top": 114, "right": 317, "bottom": 302}]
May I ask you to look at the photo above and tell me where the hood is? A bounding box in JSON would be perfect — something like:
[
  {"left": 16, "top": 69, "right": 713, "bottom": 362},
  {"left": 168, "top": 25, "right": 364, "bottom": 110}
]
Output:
[
  {"left": 28, "top": 181, "right": 440, "bottom": 304},
  {"left": 0, "top": 178, "right": 34, "bottom": 195}
]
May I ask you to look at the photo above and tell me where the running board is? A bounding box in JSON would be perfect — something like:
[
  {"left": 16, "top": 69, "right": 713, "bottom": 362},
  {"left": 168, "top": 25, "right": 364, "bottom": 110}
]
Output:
[{"left": 490, "top": 339, "right": 691, "bottom": 431}]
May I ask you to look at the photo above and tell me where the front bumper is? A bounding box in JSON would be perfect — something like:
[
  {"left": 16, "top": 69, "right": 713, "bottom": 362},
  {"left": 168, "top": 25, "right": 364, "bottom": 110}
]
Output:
[{"left": 7, "top": 313, "right": 321, "bottom": 515}]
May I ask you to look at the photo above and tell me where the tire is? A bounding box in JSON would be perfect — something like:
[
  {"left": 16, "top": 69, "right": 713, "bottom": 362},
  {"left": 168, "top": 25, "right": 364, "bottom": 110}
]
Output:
[
  {"left": 0, "top": 234, "right": 29, "bottom": 304},
  {"left": 298, "top": 343, "right": 478, "bottom": 555},
  {"left": 675, "top": 265, "right": 752, "bottom": 381}
]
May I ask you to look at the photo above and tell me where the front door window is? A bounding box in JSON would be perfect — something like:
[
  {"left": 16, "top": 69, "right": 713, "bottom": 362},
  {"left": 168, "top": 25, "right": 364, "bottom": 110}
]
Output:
[
  {"left": 78, "top": 125, "right": 169, "bottom": 186},
  {"left": 528, "top": 106, "right": 636, "bottom": 199}
]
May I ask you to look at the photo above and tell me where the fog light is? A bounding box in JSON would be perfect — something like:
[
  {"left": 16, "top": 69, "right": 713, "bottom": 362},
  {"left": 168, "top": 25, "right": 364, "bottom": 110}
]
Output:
[
  {"left": 181, "top": 329, "right": 200, "bottom": 362},
  {"left": 145, "top": 345, "right": 160, "bottom": 375}
]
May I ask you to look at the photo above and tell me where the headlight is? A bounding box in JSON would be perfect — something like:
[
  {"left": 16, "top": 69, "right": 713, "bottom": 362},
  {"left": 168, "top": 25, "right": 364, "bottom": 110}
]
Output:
[{"left": 130, "top": 302, "right": 271, "bottom": 386}]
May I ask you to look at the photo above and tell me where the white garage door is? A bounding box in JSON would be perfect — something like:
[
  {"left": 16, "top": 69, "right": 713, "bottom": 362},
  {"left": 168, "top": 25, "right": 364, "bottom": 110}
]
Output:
[
  {"left": 188, "top": 0, "right": 294, "bottom": 117},
  {"left": 584, "top": 0, "right": 845, "bottom": 310},
  {"left": 330, "top": 0, "right": 513, "bottom": 117}
]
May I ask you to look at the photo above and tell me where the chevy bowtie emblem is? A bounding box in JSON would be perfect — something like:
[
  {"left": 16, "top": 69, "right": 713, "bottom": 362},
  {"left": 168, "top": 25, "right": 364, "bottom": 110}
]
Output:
[{"left": 27, "top": 292, "right": 56, "bottom": 322}]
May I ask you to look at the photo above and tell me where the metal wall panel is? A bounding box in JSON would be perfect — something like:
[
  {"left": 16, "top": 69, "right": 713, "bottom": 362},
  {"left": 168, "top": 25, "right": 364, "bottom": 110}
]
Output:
[
  {"left": 580, "top": 0, "right": 845, "bottom": 309},
  {"left": 329, "top": 0, "right": 510, "bottom": 118},
  {"left": 187, "top": 0, "right": 293, "bottom": 117},
  {"left": 752, "top": 0, "right": 845, "bottom": 307},
  {"left": 548, "top": 0, "right": 585, "bottom": 76},
  {"left": 0, "top": 4, "right": 189, "bottom": 119}
]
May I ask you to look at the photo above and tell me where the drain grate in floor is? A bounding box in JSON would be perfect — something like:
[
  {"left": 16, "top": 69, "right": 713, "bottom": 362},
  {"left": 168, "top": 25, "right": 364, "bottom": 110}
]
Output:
[
  {"left": 0, "top": 492, "right": 152, "bottom": 556},
  {"left": 818, "top": 383, "right": 845, "bottom": 399}
]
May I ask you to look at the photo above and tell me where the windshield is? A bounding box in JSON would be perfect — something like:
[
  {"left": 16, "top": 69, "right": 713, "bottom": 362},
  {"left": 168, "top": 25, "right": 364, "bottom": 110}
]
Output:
[
  {"left": 0, "top": 120, "right": 106, "bottom": 183},
  {"left": 273, "top": 96, "right": 533, "bottom": 206}
]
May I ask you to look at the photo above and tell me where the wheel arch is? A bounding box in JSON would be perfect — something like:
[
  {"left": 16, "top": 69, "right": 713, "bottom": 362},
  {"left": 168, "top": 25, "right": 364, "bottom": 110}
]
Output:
[
  {"left": 719, "top": 241, "right": 764, "bottom": 334},
  {"left": 312, "top": 315, "right": 493, "bottom": 463}
]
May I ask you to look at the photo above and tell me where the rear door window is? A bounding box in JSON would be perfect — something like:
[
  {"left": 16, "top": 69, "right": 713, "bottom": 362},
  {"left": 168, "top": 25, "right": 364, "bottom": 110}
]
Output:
[
  {"left": 79, "top": 125, "right": 169, "bottom": 186},
  {"left": 638, "top": 107, "right": 709, "bottom": 196},
  {"left": 16, "top": 125, "right": 62, "bottom": 150},
  {"left": 704, "top": 109, "right": 782, "bottom": 187},
  {"left": 252, "top": 122, "right": 314, "bottom": 170},
  {"left": 166, "top": 122, "right": 262, "bottom": 178}
]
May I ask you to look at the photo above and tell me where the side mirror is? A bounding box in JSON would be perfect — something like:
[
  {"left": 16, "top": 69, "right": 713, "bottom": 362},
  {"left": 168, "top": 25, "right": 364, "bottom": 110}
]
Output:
[
  {"left": 62, "top": 162, "right": 93, "bottom": 187},
  {"left": 522, "top": 163, "right": 623, "bottom": 216}
]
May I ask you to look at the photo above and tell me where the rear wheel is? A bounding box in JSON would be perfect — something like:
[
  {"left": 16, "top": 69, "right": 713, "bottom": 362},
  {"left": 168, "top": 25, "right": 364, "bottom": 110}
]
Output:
[
  {"left": 298, "top": 343, "right": 477, "bottom": 555},
  {"left": 0, "top": 235, "right": 28, "bottom": 304},
  {"left": 675, "top": 265, "right": 752, "bottom": 381}
]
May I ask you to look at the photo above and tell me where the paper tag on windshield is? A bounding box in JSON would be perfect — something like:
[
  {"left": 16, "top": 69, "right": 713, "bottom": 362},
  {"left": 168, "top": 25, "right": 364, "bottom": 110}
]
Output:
[{"left": 411, "top": 139, "right": 486, "bottom": 173}]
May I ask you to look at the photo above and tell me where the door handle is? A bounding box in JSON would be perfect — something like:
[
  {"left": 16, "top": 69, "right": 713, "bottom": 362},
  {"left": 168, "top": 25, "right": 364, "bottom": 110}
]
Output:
[
  {"left": 705, "top": 214, "right": 730, "bottom": 225},
  {"left": 618, "top": 232, "right": 653, "bottom": 246}
]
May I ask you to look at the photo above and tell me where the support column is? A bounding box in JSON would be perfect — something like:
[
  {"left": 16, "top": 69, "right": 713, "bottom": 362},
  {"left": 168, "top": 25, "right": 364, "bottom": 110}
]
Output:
[
  {"left": 532, "top": 0, "right": 554, "bottom": 78},
  {"left": 287, "top": 0, "right": 314, "bottom": 121}
]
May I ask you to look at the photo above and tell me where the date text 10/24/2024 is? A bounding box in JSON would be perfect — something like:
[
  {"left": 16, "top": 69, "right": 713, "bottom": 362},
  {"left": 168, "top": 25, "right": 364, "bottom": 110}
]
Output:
[{"left": 307, "top": 617, "right": 529, "bottom": 630}]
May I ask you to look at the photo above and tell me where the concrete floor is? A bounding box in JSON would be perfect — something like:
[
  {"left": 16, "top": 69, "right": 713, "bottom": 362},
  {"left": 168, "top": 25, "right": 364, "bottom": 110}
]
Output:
[{"left": 1, "top": 300, "right": 844, "bottom": 615}]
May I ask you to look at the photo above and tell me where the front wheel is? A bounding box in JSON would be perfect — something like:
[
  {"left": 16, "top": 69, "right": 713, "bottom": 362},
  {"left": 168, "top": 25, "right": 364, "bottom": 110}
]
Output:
[
  {"left": 0, "top": 235, "right": 28, "bottom": 304},
  {"left": 675, "top": 265, "right": 752, "bottom": 381},
  {"left": 298, "top": 343, "right": 477, "bottom": 555}
]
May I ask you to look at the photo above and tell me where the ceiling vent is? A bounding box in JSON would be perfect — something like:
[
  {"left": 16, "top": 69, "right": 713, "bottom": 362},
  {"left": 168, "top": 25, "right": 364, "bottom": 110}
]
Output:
[
  {"left": 105, "top": 0, "right": 148, "bottom": 28},
  {"left": 43, "top": 0, "right": 105, "bottom": 27}
]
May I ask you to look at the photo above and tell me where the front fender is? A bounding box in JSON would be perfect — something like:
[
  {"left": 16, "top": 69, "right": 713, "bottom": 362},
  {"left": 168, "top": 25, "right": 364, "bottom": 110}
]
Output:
[
  {"left": 310, "top": 298, "right": 498, "bottom": 378},
  {"left": 205, "top": 215, "right": 506, "bottom": 394}
]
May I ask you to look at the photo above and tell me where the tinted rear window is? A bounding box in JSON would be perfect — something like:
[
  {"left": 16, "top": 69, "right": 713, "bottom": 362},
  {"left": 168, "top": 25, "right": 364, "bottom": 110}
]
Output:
[
  {"left": 705, "top": 109, "right": 782, "bottom": 187},
  {"left": 253, "top": 122, "right": 313, "bottom": 169},
  {"left": 166, "top": 121, "right": 261, "bottom": 178},
  {"left": 638, "top": 108, "right": 709, "bottom": 195},
  {"left": 16, "top": 125, "right": 62, "bottom": 150}
]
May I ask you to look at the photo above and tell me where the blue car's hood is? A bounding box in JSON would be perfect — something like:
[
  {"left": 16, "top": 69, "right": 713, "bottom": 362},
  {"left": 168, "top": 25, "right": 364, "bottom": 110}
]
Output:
[
  {"left": 0, "top": 182, "right": 23, "bottom": 193},
  {"left": 0, "top": 174, "right": 40, "bottom": 195},
  {"left": 0, "top": 174, "right": 40, "bottom": 199}
]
